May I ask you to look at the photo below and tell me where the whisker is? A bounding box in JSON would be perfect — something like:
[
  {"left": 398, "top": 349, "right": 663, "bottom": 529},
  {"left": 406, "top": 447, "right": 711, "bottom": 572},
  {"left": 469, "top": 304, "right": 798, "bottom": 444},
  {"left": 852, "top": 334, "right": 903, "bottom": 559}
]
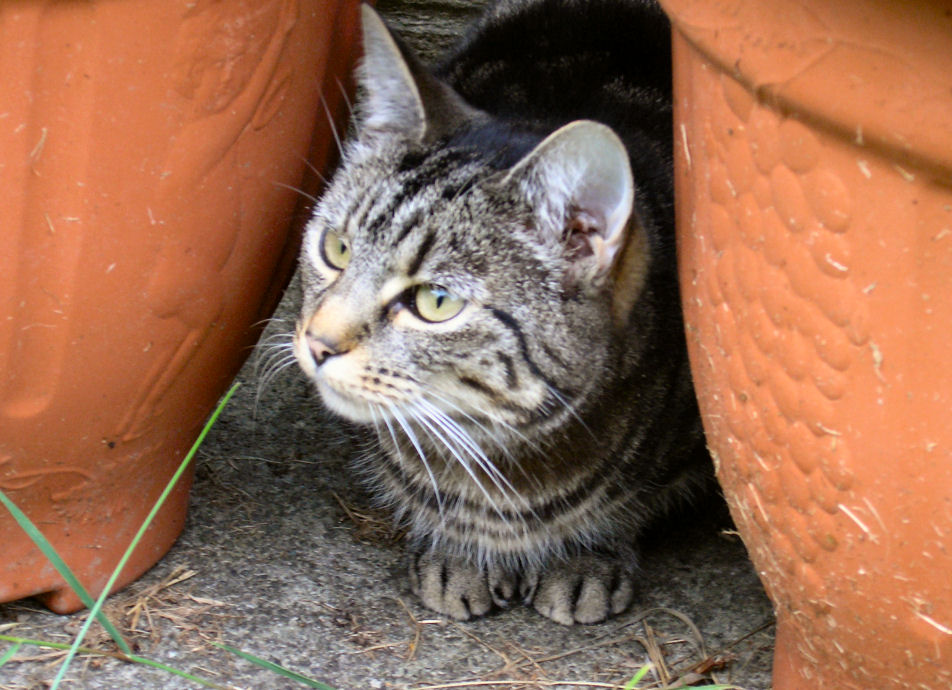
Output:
[
  {"left": 388, "top": 403, "right": 445, "bottom": 521},
  {"left": 273, "top": 180, "right": 320, "bottom": 206},
  {"left": 422, "top": 390, "right": 528, "bottom": 458},
  {"left": 336, "top": 76, "right": 354, "bottom": 118},
  {"left": 250, "top": 315, "right": 292, "bottom": 331},
  {"left": 546, "top": 384, "right": 594, "bottom": 438},
  {"left": 409, "top": 403, "right": 509, "bottom": 522},
  {"left": 414, "top": 399, "right": 520, "bottom": 498},
  {"left": 253, "top": 341, "right": 299, "bottom": 410},
  {"left": 294, "top": 151, "right": 329, "bottom": 186},
  {"left": 320, "top": 92, "right": 344, "bottom": 158},
  {"left": 414, "top": 395, "right": 555, "bottom": 539},
  {"left": 418, "top": 400, "right": 542, "bottom": 532}
]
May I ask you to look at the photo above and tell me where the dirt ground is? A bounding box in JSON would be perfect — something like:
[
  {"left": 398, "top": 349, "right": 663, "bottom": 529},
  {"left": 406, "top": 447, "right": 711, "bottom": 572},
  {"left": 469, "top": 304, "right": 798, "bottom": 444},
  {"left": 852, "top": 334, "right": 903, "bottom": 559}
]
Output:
[{"left": 0, "top": 2, "right": 776, "bottom": 688}]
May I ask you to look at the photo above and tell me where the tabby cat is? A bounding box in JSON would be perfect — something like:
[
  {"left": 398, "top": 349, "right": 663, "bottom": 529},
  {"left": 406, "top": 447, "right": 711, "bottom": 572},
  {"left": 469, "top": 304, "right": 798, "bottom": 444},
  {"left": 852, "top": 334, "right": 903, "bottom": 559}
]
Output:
[{"left": 292, "top": 0, "right": 710, "bottom": 624}]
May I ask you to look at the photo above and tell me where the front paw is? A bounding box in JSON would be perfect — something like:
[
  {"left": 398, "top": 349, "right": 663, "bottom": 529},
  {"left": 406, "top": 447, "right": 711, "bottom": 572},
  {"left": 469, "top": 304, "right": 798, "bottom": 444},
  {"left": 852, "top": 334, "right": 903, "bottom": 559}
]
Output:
[
  {"left": 531, "top": 554, "right": 634, "bottom": 625},
  {"left": 408, "top": 551, "right": 493, "bottom": 620}
]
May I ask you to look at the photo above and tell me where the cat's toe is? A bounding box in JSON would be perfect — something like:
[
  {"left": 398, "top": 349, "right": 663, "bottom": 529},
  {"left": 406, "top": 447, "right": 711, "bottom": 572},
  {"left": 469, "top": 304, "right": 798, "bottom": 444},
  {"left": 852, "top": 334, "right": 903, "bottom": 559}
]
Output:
[
  {"left": 531, "top": 556, "right": 634, "bottom": 625},
  {"left": 487, "top": 564, "right": 539, "bottom": 609},
  {"left": 409, "top": 551, "right": 492, "bottom": 620}
]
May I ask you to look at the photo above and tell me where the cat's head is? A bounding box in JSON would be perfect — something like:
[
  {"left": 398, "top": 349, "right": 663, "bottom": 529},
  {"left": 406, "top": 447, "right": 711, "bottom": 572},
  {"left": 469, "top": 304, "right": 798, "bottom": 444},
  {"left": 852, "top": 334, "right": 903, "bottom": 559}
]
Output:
[{"left": 294, "top": 7, "right": 649, "bottom": 437}]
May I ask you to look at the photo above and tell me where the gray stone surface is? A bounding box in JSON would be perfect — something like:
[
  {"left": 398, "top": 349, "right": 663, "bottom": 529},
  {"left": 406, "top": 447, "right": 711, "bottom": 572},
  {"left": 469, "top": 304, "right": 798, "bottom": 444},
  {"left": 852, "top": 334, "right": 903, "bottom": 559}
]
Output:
[{"left": 1, "top": 3, "right": 775, "bottom": 689}]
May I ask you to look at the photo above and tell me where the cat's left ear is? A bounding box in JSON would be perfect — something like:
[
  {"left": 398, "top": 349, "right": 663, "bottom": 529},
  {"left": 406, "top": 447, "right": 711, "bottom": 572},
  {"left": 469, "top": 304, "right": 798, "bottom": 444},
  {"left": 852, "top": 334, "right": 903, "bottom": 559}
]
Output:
[
  {"left": 357, "top": 5, "right": 482, "bottom": 143},
  {"left": 504, "top": 121, "right": 635, "bottom": 286}
]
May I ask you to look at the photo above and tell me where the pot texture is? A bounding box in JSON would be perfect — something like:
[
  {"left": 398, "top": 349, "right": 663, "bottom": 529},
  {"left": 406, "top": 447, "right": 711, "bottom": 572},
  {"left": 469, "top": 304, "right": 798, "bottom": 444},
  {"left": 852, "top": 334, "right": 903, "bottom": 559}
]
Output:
[
  {"left": 661, "top": 0, "right": 952, "bottom": 687},
  {"left": 0, "top": 0, "right": 360, "bottom": 613}
]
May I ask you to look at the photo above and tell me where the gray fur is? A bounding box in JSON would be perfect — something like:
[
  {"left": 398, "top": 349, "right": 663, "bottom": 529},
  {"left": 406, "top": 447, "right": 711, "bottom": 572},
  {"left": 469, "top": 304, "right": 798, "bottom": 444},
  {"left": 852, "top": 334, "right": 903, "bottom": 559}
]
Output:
[{"left": 292, "top": 0, "right": 710, "bottom": 624}]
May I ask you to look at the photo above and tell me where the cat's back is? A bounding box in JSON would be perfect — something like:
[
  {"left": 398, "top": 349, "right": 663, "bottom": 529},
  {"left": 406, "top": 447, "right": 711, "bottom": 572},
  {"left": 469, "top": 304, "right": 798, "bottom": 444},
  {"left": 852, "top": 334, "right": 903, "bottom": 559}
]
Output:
[{"left": 436, "top": 0, "right": 671, "bottom": 144}]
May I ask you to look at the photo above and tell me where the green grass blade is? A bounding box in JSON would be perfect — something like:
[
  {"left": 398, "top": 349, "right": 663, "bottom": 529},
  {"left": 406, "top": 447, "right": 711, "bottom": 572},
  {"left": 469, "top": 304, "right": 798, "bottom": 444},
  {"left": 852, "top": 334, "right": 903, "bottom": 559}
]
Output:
[
  {"left": 213, "top": 642, "right": 337, "bottom": 689},
  {"left": 51, "top": 382, "right": 240, "bottom": 690},
  {"left": 623, "top": 663, "right": 652, "bottom": 689},
  {"left": 0, "top": 634, "right": 228, "bottom": 689},
  {"left": 116, "top": 651, "right": 231, "bottom": 689},
  {"left": 0, "top": 639, "right": 23, "bottom": 667},
  {"left": 0, "top": 489, "right": 131, "bottom": 654}
]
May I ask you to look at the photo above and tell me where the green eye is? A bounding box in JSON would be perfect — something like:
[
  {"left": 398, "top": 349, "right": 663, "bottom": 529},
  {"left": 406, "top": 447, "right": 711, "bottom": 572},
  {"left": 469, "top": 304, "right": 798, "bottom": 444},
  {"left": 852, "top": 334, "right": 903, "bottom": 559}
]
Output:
[
  {"left": 321, "top": 229, "right": 350, "bottom": 270},
  {"left": 414, "top": 284, "right": 465, "bottom": 323}
]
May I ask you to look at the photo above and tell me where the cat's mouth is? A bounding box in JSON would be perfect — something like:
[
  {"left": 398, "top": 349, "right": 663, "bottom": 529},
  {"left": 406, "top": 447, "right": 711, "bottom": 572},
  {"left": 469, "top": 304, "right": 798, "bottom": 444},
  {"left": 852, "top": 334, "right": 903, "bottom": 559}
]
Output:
[
  {"left": 293, "top": 334, "right": 420, "bottom": 424},
  {"left": 312, "top": 361, "right": 418, "bottom": 425},
  {"left": 314, "top": 378, "right": 379, "bottom": 423}
]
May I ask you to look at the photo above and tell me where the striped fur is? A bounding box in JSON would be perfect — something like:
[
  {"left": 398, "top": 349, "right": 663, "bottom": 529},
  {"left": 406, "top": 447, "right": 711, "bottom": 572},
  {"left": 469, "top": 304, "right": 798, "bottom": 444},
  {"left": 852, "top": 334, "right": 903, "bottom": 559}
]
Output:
[{"left": 292, "top": 0, "right": 711, "bottom": 624}]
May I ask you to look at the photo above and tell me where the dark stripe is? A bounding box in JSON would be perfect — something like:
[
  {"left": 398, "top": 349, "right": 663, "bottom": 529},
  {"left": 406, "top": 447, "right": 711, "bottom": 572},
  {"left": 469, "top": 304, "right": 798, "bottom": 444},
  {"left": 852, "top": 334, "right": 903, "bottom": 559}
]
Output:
[
  {"left": 407, "top": 229, "right": 437, "bottom": 277},
  {"left": 439, "top": 174, "right": 478, "bottom": 201},
  {"left": 365, "top": 149, "right": 471, "bottom": 240},
  {"left": 607, "top": 568, "right": 621, "bottom": 597},
  {"left": 459, "top": 376, "right": 497, "bottom": 397},
  {"left": 496, "top": 352, "right": 517, "bottom": 389},
  {"left": 487, "top": 308, "right": 565, "bottom": 398},
  {"left": 394, "top": 209, "right": 423, "bottom": 245},
  {"left": 570, "top": 578, "right": 585, "bottom": 612},
  {"left": 540, "top": 341, "right": 570, "bottom": 372},
  {"left": 440, "top": 560, "right": 450, "bottom": 593}
]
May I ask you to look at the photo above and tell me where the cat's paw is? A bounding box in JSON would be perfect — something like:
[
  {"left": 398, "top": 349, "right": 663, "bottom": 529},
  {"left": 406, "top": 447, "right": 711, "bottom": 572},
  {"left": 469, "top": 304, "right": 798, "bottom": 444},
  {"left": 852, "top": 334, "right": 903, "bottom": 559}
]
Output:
[
  {"left": 531, "top": 555, "right": 634, "bottom": 625},
  {"left": 408, "top": 551, "right": 492, "bottom": 620}
]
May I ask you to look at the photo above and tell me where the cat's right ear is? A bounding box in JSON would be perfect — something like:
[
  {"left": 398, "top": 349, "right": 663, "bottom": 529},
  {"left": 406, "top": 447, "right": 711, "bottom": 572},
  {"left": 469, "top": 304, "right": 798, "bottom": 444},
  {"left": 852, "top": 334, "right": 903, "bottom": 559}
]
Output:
[
  {"left": 503, "top": 121, "right": 637, "bottom": 288},
  {"left": 357, "top": 5, "right": 479, "bottom": 143}
]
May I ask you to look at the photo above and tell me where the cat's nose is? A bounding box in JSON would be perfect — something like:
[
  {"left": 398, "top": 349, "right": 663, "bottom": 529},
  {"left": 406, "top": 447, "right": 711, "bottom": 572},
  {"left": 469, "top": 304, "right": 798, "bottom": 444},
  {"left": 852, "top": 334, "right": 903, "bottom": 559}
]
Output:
[{"left": 306, "top": 333, "right": 341, "bottom": 366}]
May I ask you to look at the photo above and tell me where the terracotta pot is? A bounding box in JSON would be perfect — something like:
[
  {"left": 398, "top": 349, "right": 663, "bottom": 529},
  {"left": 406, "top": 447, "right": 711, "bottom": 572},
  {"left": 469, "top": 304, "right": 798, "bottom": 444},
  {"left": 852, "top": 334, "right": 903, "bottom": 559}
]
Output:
[
  {"left": 0, "top": 0, "right": 360, "bottom": 613},
  {"left": 660, "top": 0, "right": 952, "bottom": 687}
]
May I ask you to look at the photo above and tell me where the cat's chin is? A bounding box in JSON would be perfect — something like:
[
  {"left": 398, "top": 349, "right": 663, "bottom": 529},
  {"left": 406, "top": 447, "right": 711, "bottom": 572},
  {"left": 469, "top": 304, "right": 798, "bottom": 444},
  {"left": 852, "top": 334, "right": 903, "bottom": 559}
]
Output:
[{"left": 314, "top": 380, "right": 378, "bottom": 424}]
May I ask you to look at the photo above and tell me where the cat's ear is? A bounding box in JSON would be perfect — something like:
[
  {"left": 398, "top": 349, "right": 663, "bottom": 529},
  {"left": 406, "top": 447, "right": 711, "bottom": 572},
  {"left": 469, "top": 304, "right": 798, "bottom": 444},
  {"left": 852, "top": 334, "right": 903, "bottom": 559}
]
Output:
[
  {"left": 357, "top": 5, "right": 481, "bottom": 143},
  {"left": 504, "top": 121, "right": 635, "bottom": 286}
]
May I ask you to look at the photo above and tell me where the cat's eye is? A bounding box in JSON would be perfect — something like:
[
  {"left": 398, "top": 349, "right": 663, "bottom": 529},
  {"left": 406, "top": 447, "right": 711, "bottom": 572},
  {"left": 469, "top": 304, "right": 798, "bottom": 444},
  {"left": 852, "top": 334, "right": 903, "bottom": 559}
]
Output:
[
  {"left": 321, "top": 229, "right": 351, "bottom": 270},
  {"left": 413, "top": 284, "right": 465, "bottom": 323}
]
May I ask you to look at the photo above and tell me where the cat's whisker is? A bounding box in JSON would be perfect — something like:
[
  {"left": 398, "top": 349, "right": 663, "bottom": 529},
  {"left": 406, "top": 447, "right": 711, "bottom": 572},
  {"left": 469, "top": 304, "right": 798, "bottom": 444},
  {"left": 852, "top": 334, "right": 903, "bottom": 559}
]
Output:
[
  {"left": 412, "top": 409, "right": 539, "bottom": 541},
  {"left": 320, "top": 92, "right": 344, "bottom": 158},
  {"left": 335, "top": 77, "right": 354, "bottom": 119},
  {"left": 254, "top": 336, "right": 293, "bottom": 361},
  {"left": 388, "top": 403, "right": 446, "bottom": 521},
  {"left": 421, "top": 390, "right": 528, "bottom": 458},
  {"left": 408, "top": 403, "right": 512, "bottom": 524},
  {"left": 418, "top": 392, "right": 553, "bottom": 502},
  {"left": 254, "top": 347, "right": 299, "bottom": 412},
  {"left": 251, "top": 315, "right": 292, "bottom": 331},
  {"left": 273, "top": 180, "right": 320, "bottom": 206},
  {"left": 413, "top": 399, "right": 523, "bottom": 504},
  {"left": 545, "top": 384, "right": 595, "bottom": 439},
  {"left": 416, "top": 401, "right": 546, "bottom": 535},
  {"left": 293, "top": 151, "right": 329, "bottom": 186}
]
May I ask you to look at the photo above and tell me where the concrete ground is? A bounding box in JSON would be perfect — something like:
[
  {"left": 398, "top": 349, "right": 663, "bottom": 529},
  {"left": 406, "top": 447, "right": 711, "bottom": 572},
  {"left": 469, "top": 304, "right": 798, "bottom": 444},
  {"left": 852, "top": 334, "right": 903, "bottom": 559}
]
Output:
[{"left": 0, "top": 2, "right": 776, "bottom": 688}]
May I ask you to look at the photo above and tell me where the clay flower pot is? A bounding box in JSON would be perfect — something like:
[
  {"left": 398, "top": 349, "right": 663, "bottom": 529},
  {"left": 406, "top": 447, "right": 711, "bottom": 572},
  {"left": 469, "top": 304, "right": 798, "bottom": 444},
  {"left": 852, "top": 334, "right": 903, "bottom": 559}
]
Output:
[
  {"left": 660, "top": 0, "right": 952, "bottom": 687},
  {"left": 0, "top": 0, "right": 360, "bottom": 613}
]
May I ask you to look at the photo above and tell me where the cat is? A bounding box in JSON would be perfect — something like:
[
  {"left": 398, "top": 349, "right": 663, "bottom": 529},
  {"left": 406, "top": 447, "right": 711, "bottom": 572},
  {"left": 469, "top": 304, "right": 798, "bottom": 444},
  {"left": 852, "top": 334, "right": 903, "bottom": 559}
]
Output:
[{"left": 291, "top": 0, "right": 711, "bottom": 625}]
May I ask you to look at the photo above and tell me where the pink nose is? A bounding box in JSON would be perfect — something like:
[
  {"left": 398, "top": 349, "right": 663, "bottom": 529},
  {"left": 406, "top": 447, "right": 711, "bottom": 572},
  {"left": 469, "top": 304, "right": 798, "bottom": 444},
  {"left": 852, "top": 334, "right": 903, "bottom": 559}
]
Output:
[{"left": 306, "top": 333, "right": 340, "bottom": 366}]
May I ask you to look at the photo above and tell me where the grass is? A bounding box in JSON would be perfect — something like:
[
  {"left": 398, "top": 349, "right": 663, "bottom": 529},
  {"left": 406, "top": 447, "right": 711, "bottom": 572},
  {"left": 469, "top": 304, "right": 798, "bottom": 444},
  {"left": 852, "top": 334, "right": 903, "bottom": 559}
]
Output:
[{"left": 0, "top": 380, "right": 759, "bottom": 689}]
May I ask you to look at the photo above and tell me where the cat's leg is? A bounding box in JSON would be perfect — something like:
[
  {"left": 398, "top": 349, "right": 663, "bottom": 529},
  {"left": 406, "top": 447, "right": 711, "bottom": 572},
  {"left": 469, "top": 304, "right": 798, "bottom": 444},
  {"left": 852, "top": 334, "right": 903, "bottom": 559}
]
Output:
[{"left": 530, "top": 553, "right": 634, "bottom": 625}]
